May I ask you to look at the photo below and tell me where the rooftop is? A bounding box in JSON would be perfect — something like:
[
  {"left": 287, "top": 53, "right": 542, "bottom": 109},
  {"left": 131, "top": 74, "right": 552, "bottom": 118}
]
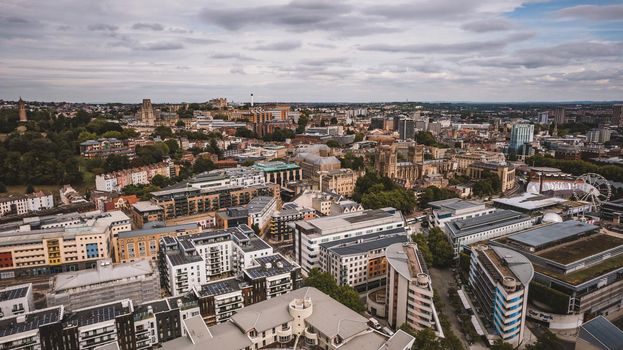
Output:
[
  {"left": 167, "top": 252, "right": 203, "bottom": 267},
  {"left": 294, "top": 208, "right": 403, "bottom": 238},
  {"left": 429, "top": 198, "right": 484, "bottom": 212},
  {"left": 385, "top": 242, "right": 428, "bottom": 280},
  {"left": 578, "top": 316, "right": 623, "bottom": 350},
  {"left": 445, "top": 209, "right": 530, "bottom": 239},
  {"left": 132, "top": 201, "right": 163, "bottom": 212},
  {"left": 51, "top": 260, "right": 155, "bottom": 292},
  {"left": 0, "top": 306, "right": 63, "bottom": 338},
  {"left": 252, "top": 161, "right": 300, "bottom": 172},
  {"left": 320, "top": 228, "right": 408, "bottom": 256},
  {"left": 0, "top": 283, "right": 30, "bottom": 302},
  {"left": 536, "top": 234, "right": 623, "bottom": 265},
  {"left": 493, "top": 193, "right": 567, "bottom": 211},
  {"left": 197, "top": 277, "right": 246, "bottom": 297},
  {"left": 244, "top": 254, "right": 299, "bottom": 280},
  {"left": 65, "top": 300, "right": 132, "bottom": 328},
  {"left": 507, "top": 221, "right": 599, "bottom": 250},
  {"left": 117, "top": 223, "right": 199, "bottom": 239}
]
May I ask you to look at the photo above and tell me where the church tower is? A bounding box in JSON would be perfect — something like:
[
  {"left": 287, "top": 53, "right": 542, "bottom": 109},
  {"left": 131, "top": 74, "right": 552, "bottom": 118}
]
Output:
[
  {"left": 140, "top": 98, "right": 155, "bottom": 126},
  {"left": 18, "top": 97, "right": 27, "bottom": 122}
]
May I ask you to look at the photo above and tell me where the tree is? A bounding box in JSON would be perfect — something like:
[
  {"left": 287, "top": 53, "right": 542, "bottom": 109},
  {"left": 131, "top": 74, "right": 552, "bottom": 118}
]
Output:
[
  {"left": 330, "top": 117, "right": 338, "bottom": 125},
  {"left": 320, "top": 120, "right": 326, "bottom": 127},
  {"left": 151, "top": 174, "right": 169, "bottom": 188},
  {"left": 340, "top": 153, "right": 365, "bottom": 171},
  {"left": 326, "top": 140, "right": 340, "bottom": 148},
  {"left": 25, "top": 184, "right": 35, "bottom": 194},
  {"left": 490, "top": 340, "right": 514, "bottom": 350},
  {"left": 305, "top": 269, "right": 364, "bottom": 312},
  {"left": 104, "top": 154, "right": 130, "bottom": 172},
  {"left": 235, "top": 127, "right": 256, "bottom": 139},
  {"left": 208, "top": 138, "right": 223, "bottom": 159},
  {"left": 399, "top": 325, "right": 444, "bottom": 350},
  {"left": 0, "top": 182, "right": 6, "bottom": 193},
  {"left": 175, "top": 120, "right": 186, "bottom": 127},
  {"left": 153, "top": 126, "right": 173, "bottom": 139},
  {"left": 296, "top": 112, "right": 310, "bottom": 134},
  {"left": 412, "top": 233, "right": 433, "bottom": 266},
  {"left": 164, "top": 139, "right": 180, "bottom": 157},
  {"left": 193, "top": 158, "right": 216, "bottom": 174},
  {"left": 525, "top": 330, "right": 562, "bottom": 350},
  {"left": 354, "top": 132, "right": 364, "bottom": 142},
  {"left": 428, "top": 227, "right": 454, "bottom": 267},
  {"left": 418, "top": 186, "right": 457, "bottom": 208},
  {"left": 78, "top": 131, "right": 97, "bottom": 142}
]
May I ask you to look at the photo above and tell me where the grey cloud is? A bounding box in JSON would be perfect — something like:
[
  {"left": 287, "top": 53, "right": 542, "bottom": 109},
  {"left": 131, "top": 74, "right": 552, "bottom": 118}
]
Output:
[
  {"left": 132, "top": 22, "right": 164, "bottom": 31},
  {"left": 211, "top": 53, "right": 258, "bottom": 61},
  {"left": 230, "top": 66, "right": 246, "bottom": 75},
  {"left": 183, "top": 37, "right": 220, "bottom": 45},
  {"left": 363, "top": 1, "right": 479, "bottom": 20},
  {"left": 359, "top": 32, "right": 534, "bottom": 54},
  {"left": 56, "top": 25, "right": 72, "bottom": 31},
  {"left": 461, "top": 19, "right": 514, "bottom": 33},
  {"left": 251, "top": 40, "right": 301, "bottom": 51},
  {"left": 87, "top": 23, "right": 118, "bottom": 32},
  {"left": 168, "top": 27, "right": 192, "bottom": 34},
  {"left": 0, "top": 16, "right": 30, "bottom": 24},
  {"left": 300, "top": 57, "right": 348, "bottom": 66},
  {"left": 138, "top": 41, "right": 184, "bottom": 51},
  {"left": 555, "top": 4, "right": 623, "bottom": 21}
]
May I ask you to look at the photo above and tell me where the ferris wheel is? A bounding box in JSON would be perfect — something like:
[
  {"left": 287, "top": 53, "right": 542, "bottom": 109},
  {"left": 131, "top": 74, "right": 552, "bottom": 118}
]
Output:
[{"left": 572, "top": 173, "right": 612, "bottom": 209}]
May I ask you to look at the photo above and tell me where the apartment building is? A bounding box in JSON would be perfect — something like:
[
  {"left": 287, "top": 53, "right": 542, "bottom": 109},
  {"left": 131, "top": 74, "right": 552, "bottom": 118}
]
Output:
[
  {"left": 0, "top": 283, "right": 33, "bottom": 319},
  {"left": 79, "top": 138, "right": 134, "bottom": 159},
  {"left": 161, "top": 287, "right": 415, "bottom": 350},
  {"left": 444, "top": 209, "right": 533, "bottom": 256},
  {"left": 468, "top": 244, "right": 533, "bottom": 346},
  {"left": 291, "top": 189, "right": 363, "bottom": 216},
  {"left": 385, "top": 243, "right": 444, "bottom": 336},
  {"left": 0, "top": 191, "right": 54, "bottom": 216},
  {"left": 215, "top": 196, "right": 277, "bottom": 231},
  {"left": 115, "top": 222, "right": 201, "bottom": 263},
  {"left": 130, "top": 201, "right": 165, "bottom": 228},
  {"left": 319, "top": 229, "right": 408, "bottom": 292},
  {"left": 428, "top": 198, "right": 495, "bottom": 228},
  {"left": 95, "top": 161, "right": 177, "bottom": 192},
  {"left": 159, "top": 225, "right": 274, "bottom": 296},
  {"left": 0, "top": 210, "right": 131, "bottom": 279},
  {"left": 47, "top": 259, "right": 160, "bottom": 311},
  {"left": 269, "top": 203, "right": 316, "bottom": 243},
  {"left": 292, "top": 207, "right": 406, "bottom": 272}
]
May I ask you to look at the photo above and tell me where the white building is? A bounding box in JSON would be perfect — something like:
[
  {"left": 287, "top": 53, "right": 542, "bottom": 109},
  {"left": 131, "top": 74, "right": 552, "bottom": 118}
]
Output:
[
  {"left": 428, "top": 198, "right": 494, "bottom": 228},
  {"left": 246, "top": 196, "right": 277, "bottom": 231},
  {"left": 0, "top": 192, "right": 54, "bottom": 216},
  {"left": 292, "top": 208, "right": 406, "bottom": 272},
  {"left": 468, "top": 245, "right": 533, "bottom": 346},
  {"left": 385, "top": 243, "right": 444, "bottom": 337},
  {"left": 0, "top": 284, "right": 33, "bottom": 319}
]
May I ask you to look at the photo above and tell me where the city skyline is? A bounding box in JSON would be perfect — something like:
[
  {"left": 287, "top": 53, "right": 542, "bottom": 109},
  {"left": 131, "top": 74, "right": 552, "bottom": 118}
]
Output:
[{"left": 1, "top": 0, "right": 622, "bottom": 103}]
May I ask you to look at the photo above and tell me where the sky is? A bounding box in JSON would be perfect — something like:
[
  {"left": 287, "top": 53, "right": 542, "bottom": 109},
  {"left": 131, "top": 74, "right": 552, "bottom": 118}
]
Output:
[{"left": 0, "top": 0, "right": 622, "bottom": 103}]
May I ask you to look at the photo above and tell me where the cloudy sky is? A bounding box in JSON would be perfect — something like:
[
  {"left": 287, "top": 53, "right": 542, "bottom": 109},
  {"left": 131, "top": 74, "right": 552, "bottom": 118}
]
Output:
[{"left": 1, "top": 0, "right": 622, "bottom": 103}]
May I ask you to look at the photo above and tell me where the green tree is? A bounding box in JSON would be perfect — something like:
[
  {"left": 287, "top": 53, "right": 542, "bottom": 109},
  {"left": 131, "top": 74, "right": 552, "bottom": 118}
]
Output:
[
  {"left": 428, "top": 227, "right": 454, "bottom": 267},
  {"left": 25, "top": 184, "right": 35, "bottom": 194},
  {"left": 418, "top": 186, "right": 457, "bottom": 208},
  {"left": 193, "top": 158, "right": 216, "bottom": 174},
  {"left": 104, "top": 154, "right": 131, "bottom": 172},
  {"left": 153, "top": 126, "right": 173, "bottom": 139},
  {"left": 330, "top": 117, "right": 338, "bottom": 125},
  {"left": 400, "top": 325, "right": 444, "bottom": 350},
  {"left": 525, "top": 330, "right": 562, "bottom": 350},
  {"left": 0, "top": 182, "right": 6, "bottom": 193},
  {"left": 340, "top": 153, "right": 365, "bottom": 171},
  {"left": 296, "top": 112, "right": 310, "bottom": 134},
  {"left": 354, "top": 132, "right": 364, "bottom": 142},
  {"left": 175, "top": 120, "right": 186, "bottom": 127},
  {"left": 305, "top": 269, "right": 364, "bottom": 312},
  {"left": 326, "top": 140, "right": 340, "bottom": 148},
  {"left": 490, "top": 340, "right": 514, "bottom": 350},
  {"left": 78, "top": 131, "right": 97, "bottom": 142},
  {"left": 151, "top": 174, "right": 170, "bottom": 188},
  {"left": 412, "top": 233, "right": 433, "bottom": 266},
  {"left": 235, "top": 127, "right": 256, "bottom": 138},
  {"left": 208, "top": 138, "right": 223, "bottom": 159}
]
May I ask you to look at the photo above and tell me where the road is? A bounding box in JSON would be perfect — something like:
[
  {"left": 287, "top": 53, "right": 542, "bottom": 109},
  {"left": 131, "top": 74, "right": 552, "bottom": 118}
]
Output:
[{"left": 429, "top": 267, "right": 472, "bottom": 348}]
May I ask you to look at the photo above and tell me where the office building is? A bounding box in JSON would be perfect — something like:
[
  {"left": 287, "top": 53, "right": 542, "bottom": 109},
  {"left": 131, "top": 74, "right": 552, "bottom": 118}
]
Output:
[
  {"left": 495, "top": 221, "right": 623, "bottom": 329},
  {"left": 576, "top": 316, "right": 623, "bottom": 350},
  {"left": 161, "top": 287, "right": 416, "bottom": 350},
  {"left": 253, "top": 161, "right": 303, "bottom": 187},
  {"left": 215, "top": 196, "right": 277, "bottom": 231},
  {"left": 319, "top": 229, "right": 409, "bottom": 291},
  {"left": 444, "top": 209, "right": 533, "bottom": 256},
  {"left": 428, "top": 198, "right": 495, "bottom": 228},
  {"left": 115, "top": 222, "right": 202, "bottom": 263},
  {"left": 385, "top": 243, "right": 444, "bottom": 336},
  {"left": 468, "top": 244, "right": 533, "bottom": 346},
  {"left": 46, "top": 259, "right": 160, "bottom": 311},
  {"left": 292, "top": 207, "right": 406, "bottom": 272},
  {"left": 130, "top": 201, "right": 165, "bottom": 228},
  {"left": 0, "top": 210, "right": 131, "bottom": 279},
  {"left": 269, "top": 203, "right": 316, "bottom": 243},
  {"left": 509, "top": 124, "right": 534, "bottom": 152},
  {"left": 586, "top": 128, "right": 612, "bottom": 144},
  {"left": 614, "top": 104, "right": 623, "bottom": 127},
  {"left": 537, "top": 111, "right": 549, "bottom": 124},
  {"left": 0, "top": 191, "right": 54, "bottom": 216},
  {"left": 0, "top": 283, "right": 33, "bottom": 319}
]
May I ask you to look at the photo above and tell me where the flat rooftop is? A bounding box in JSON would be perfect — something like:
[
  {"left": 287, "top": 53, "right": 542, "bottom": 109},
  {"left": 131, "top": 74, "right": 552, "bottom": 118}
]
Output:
[
  {"left": 197, "top": 277, "right": 246, "bottom": 297},
  {"left": 253, "top": 161, "right": 300, "bottom": 172},
  {"left": 0, "top": 284, "right": 30, "bottom": 302},
  {"left": 493, "top": 193, "right": 566, "bottom": 211},
  {"left": 118, "top": 223, "right": 199, "bottom": 239},
  {"left": 65, "top": 300, "right": 132, "bottom": 328},
  {"left": 245, "top": 254, "right": 298, "bottom": 280},
  {"left": 167, "top": 252, "right": 203, "bottom": 267},
  {"left": 320, "top": 228, "right": 408, "bottom": 256},
  {"left": 385, "top": 243, "right": 428, "bottom": 280},
  {"left": 52, "top": 260, "right": 154, "bottom": 292},
  {"left": 507, "top": 220, "right": 598, "bottom": 250},
  {"left": 428, "top": 198, "right": 484, "bottom": 211},
  {"left": 445, "top": 210, "right": 530, "bottom": 239},
  {"left": 537, "top": 234, "right": 623, "bottom": 265},
  {"left": 295, "top": 208, "right": 403, "bottom": 237},
  {"left": 535, "top": 255, "right": 623, "bottom": 285},
  {"left": 132, "top": 201, "right": 163, "bottom": 212}
]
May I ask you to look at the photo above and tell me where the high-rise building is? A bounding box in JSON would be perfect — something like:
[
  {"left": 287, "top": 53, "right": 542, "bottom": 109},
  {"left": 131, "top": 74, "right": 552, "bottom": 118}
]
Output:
[
  {"left": 509, "top": 124, "right": 534, "bottom": 152},
  {"left": 140, "top": 98, "right": 156, "bottom": 125},
  {"left": 468, "top": 244, "right": 532, "bottom": 346},
  {"left": 537, "top": 111, "right": 549, "bottom": 124},
  {"left": 18, "top": 97, "right": 27, "bottom": 122},
  {"left": 553, "top": 107, "right": 566, "bottom": 125},
  {"left": 385, "top": 243, "right": 444, "bottom": 336},
  {"left": 398, "top": 118, "right": 416, "bottom": 140},
  {"left": 614, "top": 105, "right": 623, "bottom": 127},
  {"left": 586, "top": 128, "right": 613, "bottom": 144}
]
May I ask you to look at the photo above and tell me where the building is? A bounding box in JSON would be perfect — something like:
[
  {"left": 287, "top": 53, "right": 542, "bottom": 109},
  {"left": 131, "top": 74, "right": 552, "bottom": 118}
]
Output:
[
  {"left": 292, "top": 207, "right": 406, "bottom": 272},
  {"left": 385, "top": 243, "right": 444, "bottom": 336},
  {"left": 0, "top": 211, "right": 131, "bottom": 279},
  {"left": 496, "top": 221, "right": 623, "bottom": 329},
  {"left": 509, "top": 124, "right": 534, "bottom": 152},
  {"left": 455, "top": 151, "right": 506, "bottom": 171},
  {"left": 586, "top": 128, "right": 612, "bottom": 144},
  {"left": 375, "top": 143, "right": 424, "bottom": 186},
  {"left": 253, "top": 161, "right": 303, "bottom": 187},
  {"left": 554, "top": 107, "right": 567, "bottom": 125},
  {"left": 576, "top": 316, "right": 623, "bottom": 350},
  {"left": 159, "top": 225, "right": 275, "bottom": 296},
  {"left": 216, "top": 196, "right": 277, "bottom": 232},
  {"left": 0, "top": 306, "right": 65, "bottom": 350},
  {"left": 115, "top": 222, "right": 201, "bottom": 263},
  {"left": 79, "top": 138, "right": 134, "bottom": 159},
  {"left": 160, "top": 287, "right": 415, "bottom": 350},
  {"left": 466, "top": 161, "right": 516, "bottom": 192},
  {"left": 444, "top": 209, "right": 533, "bottom": 256},
  {"left": 398, "top": 118, "right": 416, "bottom": 140},
  {"left": 140, "top": 98, "right": 156, "bottom": 125},
  {"left": 601, "top": 198, "right": 623, "bottom": 222},
  {"left": 319, "top": 229, "right": 409, "bottom": 291},
  {"left": 319, "top": 168, "right": 358, "bottom": 196},
  {"left": 0, "top": 283, "right": 33, "bottom": 319},
  {"left": 269, "top": 203, "right": 316, "bottom": 243},
  {"left": 131, "top": 201, "right": 165, "bottom": 228},
  {"left": 46, "top": 259, "right": 159, "bottom": 311},
  {"left": 614, "top": 105, "right": 623, "bottom": 127},
  {"left": 291, "top": 190, "right": 362, "bottom": 216},
  {"left": 18, "top": 97, "right": 27, "bottom": 122},
  {"left": 95, "top": 161, "right": 176, "bottom": 192},
  {"left": 59, "top": 185, "right": 87, "bottom": 205},
  {"left": 0, "top": 191, "right": 54, "bottom": 216},
  {"left": 492, "top": 192, "right": 568, "bottom": 215},
  {"left": 428, "top": 198, "right": 495, "bottom": 228},
  {"left": 467, "top": 244, "right": 533, "bottom": 346},
  {"left": 295, "top": 153, "right": 341, "bottom": 186}
]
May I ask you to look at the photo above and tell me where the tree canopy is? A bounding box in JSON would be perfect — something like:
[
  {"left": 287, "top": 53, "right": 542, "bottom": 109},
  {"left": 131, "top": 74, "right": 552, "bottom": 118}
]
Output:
[
  {"left": 354, "top": 172, "right": 417, "bottom": 214},
  {"left": 305, "top": 269, "right": 364, "bottom": 312}
]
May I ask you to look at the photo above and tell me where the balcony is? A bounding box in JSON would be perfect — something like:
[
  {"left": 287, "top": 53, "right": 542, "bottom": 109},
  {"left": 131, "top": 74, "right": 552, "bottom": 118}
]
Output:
[{"left": 276, "top": 324, "right": 292, "bottom": 340}]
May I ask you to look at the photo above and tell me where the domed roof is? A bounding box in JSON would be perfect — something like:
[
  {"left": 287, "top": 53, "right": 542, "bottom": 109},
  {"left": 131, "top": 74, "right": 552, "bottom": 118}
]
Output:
[{"left": 542, "top": 212, "right": 563, "bottom": 223}]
